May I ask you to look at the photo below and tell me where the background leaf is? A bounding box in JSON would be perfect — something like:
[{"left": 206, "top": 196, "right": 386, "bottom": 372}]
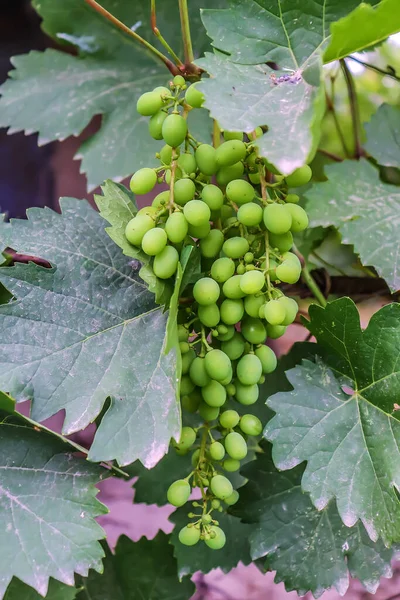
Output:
[
  {"left": 266, "top": 298, "right": 400, "bottom": 545},
  {"left": 365, "top": 104, "right": 400, "bottom": 168},
  {"left": 4, "top": 579, "right": 76, "bottom": 600},
  {"left": 305, "top": 159, "right": 400, "bottom": 292},
  {"left": 0, "top": 200, "right": 180, "bottom": 467}
]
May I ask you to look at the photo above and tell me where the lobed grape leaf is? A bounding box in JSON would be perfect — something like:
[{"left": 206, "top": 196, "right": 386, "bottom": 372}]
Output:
[
  {"left": 232, "top": 445, "right": 398, "bottom": 598},
  {"left": 305, "top": 159, "right": 400, "bottom": 292},
  {"left": 76, "top": 534, "right": 195, "bottom": 600},
  {"left": 0, "top": 0, "right": 220, "bottom": 190},
  {"left": 169, "top": 509, "right": 253, "bottom": 578},
  {"left": 365, "top": 104, "right": 400, "bottom": 168},
  {"left": 265, "top": 297, "right": 400, "bottom": 545},
  {"left": 4, "top": 579, "right": 76, "bottom": 600},
  {"left": 0, "top": 415, "right": 107, "bottom": 598},
  {"left": 0, "top": 199, "right": 181, "bottom": 467},
  {"left": 198, "top": 0, "right": 381, "bottom": 175},
  {"left": 323, "top": 0, "right": 400, "bottom": 63}
]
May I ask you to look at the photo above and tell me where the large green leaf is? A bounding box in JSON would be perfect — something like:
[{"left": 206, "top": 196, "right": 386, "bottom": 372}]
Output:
[
  {"left": 4, "top": 579, "right": 76, "bottom": 600},
  {"left": 265, "top": 298, "right": 400, "bottom": 545},
  {"left": 76, "top": 534, "right": 195, "bottom": 600},
  {"left": 305, "top": 159, "right": 400, "bottom": 292},
  {"left": 365, "top": 104, "right": 400, "bottom": 168},
  {"left": 0, "top": 0, "right": 219, "bottom": 190},
  {"left": 324, "top": 0, "right": 400, "bottom": 63},
  {"left": 0, "top": 415, "right": 107, "bottom": 598},
  {"left": 232, "top": 445, "right": 397, "bottom": 597},
  {"left": 0, "top": 200, "right": 180, "bottom": 467}
]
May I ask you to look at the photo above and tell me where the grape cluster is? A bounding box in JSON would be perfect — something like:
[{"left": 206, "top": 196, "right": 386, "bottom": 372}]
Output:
[{"left": 126, "top": 75, "right": 311, "bottom": 550}]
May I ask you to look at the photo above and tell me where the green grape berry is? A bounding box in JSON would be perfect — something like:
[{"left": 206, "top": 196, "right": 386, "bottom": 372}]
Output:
[
  {"left": 211, "top": 257, "right": 235, "bottom": 283},
  {"left": 205, "top": 526, "right": 226, "bottom": 550},
  {"left": 202, "top": 379, "right": 227, "bottom": 407},
  {"left": 217, "top": 324, "right": 235, "bottom": 342},
  {"left": 181, "top": 348, "right": 196, "bottom": 375},
  {"left": 204, "top": 349, "right": 231, "bottom": 382},
  {"left": 286, "top": 203, "right": 309, "bottom": 232},
  {"left": 225, "top": 431, "right": 248, "bottom": 460},
  {"left": 219, "top": 409, "right": 240, "bottom": 429},
  {"left": 199, "top": 402, "right": 220, "bottom": 421},
  {"left": 226, "top": 179, "right": 255, "bottom": 205},
  {"left": 165, "top": 212, "right": 188, "bottom": 244},
  {"left": 216, "top": 162, "right": 245, "bottom": 186},
  {"left": 195, "top": 144, "right": 218, "bottom": 175},
  {"left": 285, "top": 165, "right": 312, "bottom": 187},
  {"left": 239, "top": 270, "right": 265, "bottom": 295},
  {"left": 255, "top": 345, "right": 277, "bottom": 374},
  {"left": 216, "top": 140, "right": 247, "bottom": 167},
  {"left": 224, "top": 130, "right": 243, "bottom": 141},
  {"left": 279, "top": 295, "right": 298, "bottom": 325},
  {"left": 286, "top": 193, "right": 300, "bottom": 203},
  {"left": 220, "top": 299, "right": 244, "bottom": 325},
  {"left": 193, "top": 277, "right": 220, "bottom": 305},
  {"left": 148, "top": 110, "right": 168, "bottom": 140},
  {"left": 179, "top": 525, "right": 201, "bottom": 546},
  {"left": 200, "top": 229, "right": 224, "bottom": 258},
  {"left": 167, "top": 479, "right": 191, "bottom": 507},
  {"left": 183, "top": 200, "right": 211, "bottom": 227},
  {"left": 237, "top": 354, "right": 263, "bottom": 385},
  {"left": 201, "top": 184, "right": 224, "bottom": 210},
  {"left": 222, "top": 458, "right": 241, "bottom": 472},
  {"left": 198, "top": 304, "right": 220, "bottom": 328},
  {"left": 263, "top": 299, "right": 286, "bottom": 325},
  {"left": 130, "top": 168, "right": 157, "bottom": 195},
  {"left": 185, "top": 83, "right": 205, "bottom": 108},
  {"left": 152, "top": 190, "right": 170, "bottom": 207},
  {"left": 174, "top": 178, "right": 196, "bottom": 206},
  {"left": 276, "top": 260, "right": 301, "bottom": 284},
  {"left": 210, "top": 474, "right": 233, "bottom": 500},
  {"left": 268, "top": 231, "right": 293, "bottom": 252},
  {"left": 137, "top": 91, "right": 164, "bottom": 116},
  {"left": 235, "top": 381, "right": 259, "bottom": 405},
  {"left": 241, "top": 317, "right": 267, "bottom": 344},
  {"left": 222, "top": 237, "right": 250, "bottom": 259},
  {"left": 244, "top": 294, "right": 265, "bottom": 318},
  {"left": 177, "top": 152, "right": 197, "bottom": 175},
  {"left": 266, "top": 323, "right": 287, "bottom": 339},
  {"left": 175, "top": 426, "right": 196, "bottom": 451},
  {"left": 188, "top": 221, "right": 211, "bottom": 239},
  {"left": 224, "top": 490, "right": 240, "bottom": 506},
  {"left": 153, "top": 245, "right": 179, "bottom": 279},
  {"left": 209, "top": 441, "right": 225, "bottom": 461},
  {"left": 125, "top": 214, "right": 155, "bottom": 246},
  {"left": 263, "top": 203, "right": 292, "bottom": 234},
  {"left": 160, "top": 145, "right": 173, "bottom": 165},
  {"left": 162, "top": 113, "right": 188, "bottom": 147},
  {"left": 221, "top": 331, "right": 246, "bottom": 361},
  {"left": 237, "top": 202, "right": 263, "bottom": 226},
  {"left": 222, "top": 275, "right": 246, "bottom": 299},
  {"left": 190, "top": 357, "right": 211, "bottom": 388},
  {"left": 240, "top": 414, "right": 263, "bottom": 436}
]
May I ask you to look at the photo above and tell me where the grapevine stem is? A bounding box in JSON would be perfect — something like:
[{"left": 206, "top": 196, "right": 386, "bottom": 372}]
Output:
[
  {"left": 325, "top": 82, "right": 349, "bottom": 158},
  {"left": 213, "top": 120, "right": 221, "bottom": 148},
  {"left": 340, "top": 59, "right": 363, "bottom": 159},
  {"left": 317, "top": 148, "right": 343, "bottom": 162},
  {"left": 150, "top": 0, "right": 184, "bottom": 66},
  {"left": 84, "top": 0, "right": 179, "bottom": 75},
  {"left": 348, "top": 55, "right": 400, "bottom": 83},
  {"left": 293, "top": 245, "right": 327, "bottom": 307},
  {"left": 178, "top": 0, "right": 194, "bottom": 63}
]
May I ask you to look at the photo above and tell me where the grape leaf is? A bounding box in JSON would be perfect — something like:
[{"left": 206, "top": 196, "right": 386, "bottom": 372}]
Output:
[
  {"left": 94, "top": 180, "right": 173, "bottom": 306},
  {"left": 324, "top": 0, "right": 400, "bottom": 63},
  {"left": 0, "top": 419, "right": 107, "bottom": 598},
  {"left": 198, "top": 0, "right": 380, "bottom": 175},
  {"left": 365, "top": 104, "right": 400, "bottom": 168},
  {"left": 169, "top": 509, "right": 253, "bottom": 578},
  {"left": 232, "top": 445, "right": 398, "bottom": 597},
  {"left": 0, "top": 199, "right": 180, "bottom": 467},
  {"left": 4, "top": 579, "right": 76, "bottom": 600},
  {"left": 76, "top": 534, "right": 195, "bottom": 600},
  {"left": 305, "top": 159, "right": 400, "bottom": 292},
  {"left": 0, "top": 0, "right": 220, "bottom": 190},
  {"left": 265, "top": 297, "right": 400, "bottom": 545}
]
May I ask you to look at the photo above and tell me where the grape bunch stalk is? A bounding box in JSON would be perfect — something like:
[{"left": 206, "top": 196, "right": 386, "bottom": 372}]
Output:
[{"left": 125, "top": 75, "right": 311, "bottom": 550}]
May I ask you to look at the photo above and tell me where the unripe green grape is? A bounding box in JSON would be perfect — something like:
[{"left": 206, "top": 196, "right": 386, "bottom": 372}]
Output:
[
  {"left": 216, "top": 162, "right": 245, "bottom": 186},
  {"left": 264, "top": 299, "right": 286, "bottom": 325},
  {"left": 181, "top": 391, "right": 200, "bottom": 413},
  {"left": 216, "top": 324, "right": 234, "bottom": 342},
  {"left": 200, "top": 229, "right": 224, "bottom": 258},
  {"left": 211, "top": 499, "right": 221, "bottom": 509},
  {"left": 210, "top": 474, "right": 233, "bottom": 500},
  {"left": 211, "top": 257, "right": 235, "bottom": 283},
  {"left": 160, "top": 145, "right": 173, "bottom": 165},
  {"left": 183, "top": 200, "right": 211, "bottom": 227},
  {"left": 205, "top": 526, "right": 226, "bottom": 550},
  {"left": 182, "top": 348, "right": 196, "bottom": 374},
  {"left": 219, "top": 409, "right": 240, "bottom": 429},
  {"left": 193, "top": 277, "right": 220, "bottom": 306},
  {"left": 225, "top": 431, "right": 248, "bottom": 460},
  {"left": 174, "top": 178, "right": 196, "bottom": 206},
  {"left": 255, "top": 345, "right": 277, "bottom": 374},
  {"left": 201, "top": 184, "right": 224, "bottom": 210},
  {"left": 286, "top": 193, "right": 300, "bottom": 204},
  {"left": 178, "top": 324, "right": 189, "bottom": 342},
  {"left": 216, "top": 140, "right": 247, "bottom": 167},
  {"left": 162, "top": 113, "right": 188, "bottom": 147},
  {"left": 130, "top": 168, "right": 157, "bottom": 195},
  {"left": 239, "top": 270, "right": 265, "bottom": 295},
  {"left": 195, "top": 144, "right": 217, "bottom": 175},
  {"left": 259, "top": 375, "right": 266, "bottom": 385},
  {"left": 244, "top": 253, "right": 254, "bottom": 265},
  {"left": 219, "top": 366, "right": 233, "bottom": 386},
  {"left": 148, "top": 110, "right": 168, "bottom": 140},
  {"left": 204, "top": 349, "right": 231, "bottom": 382},
  {"left": 209, "top": 441, "right": 225, "bottom": 461},
  {"left": 153, "top": 85, "right": 171, "bottom": 98},
  {"left": 267, "top": 323, "right": 287, "bottom": 339},
  {"left": 188, "top": 221, "right": 211, "bottom": 239},
  {"left": 179, "top": 525, "right": 201, "bottom": 546},
  {"left": 279, "top": 296, "right": 298, "bottom": 325},
  {"left": 221, "top": 204, "right": 236, "bottom": 221},
  {"left": 226, "top": 383, "right": 236, "bottom": 397},
  {"left": 237, "top": 202, "right": 263, "bottom": 226},
  {"left": 137, "top": 91, "right": 163, "bottom": 116},
  {"left": 276, "top": 260, "right": 301, "bottom": 284},
  {"left": 226, "top": 179, "right": 255, "bottom": 205},
  {"left": 153, "top": 245, "right": 179, "bottom": 279},
  {"left": 282, "top": 252, "right": 301, "bottom": 268},
  {"left": 173, "top": 75, "right": 186, "bottom": 86},
  {"left": 268, "top": 231, "right": 293, "bottom": 252},
  {"left": 285, "top": 165, "right": 312, "bottom": 187},
  {"left": 220, "top": 298, "right": 244, "bottom": 325},
  {"left": 180, "top": 374, "right": 195, "bottom": 396},
  {"left": 125, "top": 215, "right": 155, "bottom": 246},
  {"left": 240, "top": 414, "right": 263, "bottom": 436},
  {"left": 185, "top": 82, "right": 205, "bottom": 108},
  {"left": 244, "top": 294, "right": 265, "bottom": 318},
  {"left": 179, "top": 341, "right": 190, "bottom": 354},
  {"left": 263, "top": 203, "right": 292, "bottom": 234},
  {"left": 198, "top": 304, "right": 220, "bottom": 328},
  {"left": 286, "top": 203, "right": 309, "bottom": 232},
  {"left": 138, "top": 205, "right": 158, "bottom": 218},
  {"left": 224, "top": 130, "right": 243, "bottom": 141},
  {"left": 236, "top": 264, "right": 245, "bottom": 275},
  {"left": 222, "top": 275, "right": 245, "bottom": 299},
  {"left": 167, "top": 479, "right": 191, "bottom": 506},
  {"left": 191, "top": 448, "right": 201, "bottom": 467},
  {"left": 165, "top": 166, "right": 183, "bottom": 184},
  {"left": 141, "top": 227, "right": 167, "bottom": 256},
  {"left": 152, "top": 190, "right": 170, "bottom": 208},
  {"left": 249, "top": 172, "right": 261, "bottom": 184},
  {"left": 202, "top": 379, "right": 227, "bottom": 407},
  {"left": 199, "top": 401, "right": 220, "bottom": 421},
  {"left": 165, "top": 212, "right": 188, "bottom": 244},
  {"left": 224, "top": 490, "right": 240, "bottom": 506},
  {"left": 241, "top": 317, "right": 267, "bottom": 344},
  {"left": 190, "top": 357, "right": 211, "bottom": 387},
  {"left": 177, "top": 152, "right": 197, "bottom": 175},
  {"left": 237, "top": 354, "right": 262, "bottom": 385},
  {"left": 222, "top": 458, "right": 241, "bottom": 472},
  {"left": 221, "top": 331, "right": 245, "bottom": 361},
  {"left": 175, "top": 426, "right": 196, "bottom": 451},
  {"left": 235, "top": 381, "right": 259, "bottom": 405},
  {"left": 255, "top": 126, "right": 263, "bottom": 137},
  {"left": 222, "top": 237, "right": 250, "bottom": 259}
]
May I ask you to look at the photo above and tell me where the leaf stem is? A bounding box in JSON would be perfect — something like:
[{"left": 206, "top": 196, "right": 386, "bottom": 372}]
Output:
[
  {"left": 317, "top": 148, "right": 343, "bottom": 162},
  {"left": 293, "top": 244, "right": 327, "bottom": 307},
  {"left": 150, "top": 0, "right": 184, "bottom": 66},
  {"left": 340, "top": 58, "right": 363, "bottom": 159},
  {"left": 84, "top": 0, "right": 179, "bottom": 75},
  {"left": 178, "top": 0, "right": 194, "bottom": 63},
  {"left": 348, "top": 55, "right": 400, "bottom": 83},
  {"left": 325, "top": 82, "right": 350, "bottom": 158}
]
